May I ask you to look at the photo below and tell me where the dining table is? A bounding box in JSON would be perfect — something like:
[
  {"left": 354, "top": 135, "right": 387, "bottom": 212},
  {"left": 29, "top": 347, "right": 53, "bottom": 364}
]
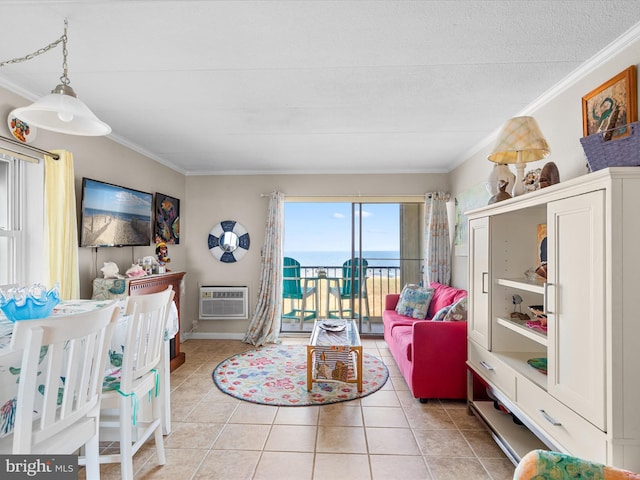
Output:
[{"left": 0, "top": 298, "right": 178, "bottom": 441}]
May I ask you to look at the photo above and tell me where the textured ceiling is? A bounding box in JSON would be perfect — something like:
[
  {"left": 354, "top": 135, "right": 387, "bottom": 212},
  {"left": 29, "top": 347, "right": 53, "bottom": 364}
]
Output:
[{"left": 1, "top": 1, "right": 639, "bottom": 175}]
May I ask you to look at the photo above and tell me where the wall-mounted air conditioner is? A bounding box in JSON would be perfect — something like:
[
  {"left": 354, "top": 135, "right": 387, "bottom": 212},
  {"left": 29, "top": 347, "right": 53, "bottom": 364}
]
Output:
[{"left": 199, "top": 286, "right": 249, "bottom": 320}]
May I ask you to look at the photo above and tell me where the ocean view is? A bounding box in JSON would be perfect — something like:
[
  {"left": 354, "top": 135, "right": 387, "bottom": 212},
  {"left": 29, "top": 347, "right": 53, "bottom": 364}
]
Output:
[{"left": 284, "top": 251, "right": 406, "bottom": 268}]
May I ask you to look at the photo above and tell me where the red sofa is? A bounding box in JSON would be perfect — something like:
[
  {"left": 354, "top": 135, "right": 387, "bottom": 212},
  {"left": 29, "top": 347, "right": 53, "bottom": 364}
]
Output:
[{"left": 383, "top": 282, "right": 468, "bottom": 402}]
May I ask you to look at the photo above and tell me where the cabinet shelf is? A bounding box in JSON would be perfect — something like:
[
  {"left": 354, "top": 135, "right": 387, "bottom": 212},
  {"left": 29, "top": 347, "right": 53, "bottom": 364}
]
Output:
[
  {"left": 496, "top": 277, "right": 545, "bottom": 295},
  {"left": 471, "top": 400, "right": 548, "bottom": 464},
  {"left": 494, "top": 351, "right": 548, "bottom": 390},
  {"left": 497, "top": 316, "right": 547, "bottom": 346}
]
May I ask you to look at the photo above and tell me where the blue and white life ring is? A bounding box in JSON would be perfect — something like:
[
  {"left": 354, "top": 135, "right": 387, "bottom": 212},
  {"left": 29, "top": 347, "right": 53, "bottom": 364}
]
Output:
[{"left": 207, "top": 220, "right": 250, "bottom": 263}]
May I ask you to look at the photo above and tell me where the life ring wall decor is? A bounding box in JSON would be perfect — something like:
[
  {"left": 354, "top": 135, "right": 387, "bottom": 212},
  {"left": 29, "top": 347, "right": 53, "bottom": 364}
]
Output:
[{"left": 208, "top": 220, "right": 250, "bottom": 263}]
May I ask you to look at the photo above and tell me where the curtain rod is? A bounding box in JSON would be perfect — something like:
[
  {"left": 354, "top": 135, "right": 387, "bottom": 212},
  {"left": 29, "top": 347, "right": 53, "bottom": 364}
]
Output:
[
  {"left": 0, "top": 135, "right": 60, "bottom": 160},
  {"left": 0, "top": 146, "right": 41, "bottom": 164}
]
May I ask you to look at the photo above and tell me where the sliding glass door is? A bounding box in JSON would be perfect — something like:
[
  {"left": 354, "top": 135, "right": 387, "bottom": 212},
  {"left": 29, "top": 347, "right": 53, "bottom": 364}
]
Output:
[{"left": 282, "top": 200, "right": 423, "bottom": 336}]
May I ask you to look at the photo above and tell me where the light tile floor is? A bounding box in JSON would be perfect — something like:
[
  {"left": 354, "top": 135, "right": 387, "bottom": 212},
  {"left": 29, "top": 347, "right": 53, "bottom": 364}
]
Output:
[{"left": 86, "top": 338, "right": 516, "bottom": 479}]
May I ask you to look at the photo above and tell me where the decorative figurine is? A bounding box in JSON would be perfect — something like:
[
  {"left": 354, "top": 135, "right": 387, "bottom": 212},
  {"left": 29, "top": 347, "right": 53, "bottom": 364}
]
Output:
[
  {"left": 539, "top": 162, "right": 560, "bottom": 188},
  {"left": 486, "top": 163, "right": 515, "bottom": 197},
  {"left": 156, "top": 242, "right": 170, "bottom": 265},
  {"left": 523, "top": 168, "right": 542, "bottom": 193},
  {"left": 510, "top": 294, "right": 530, "bottom": 321},
  {"left": 488, "top": 179, "right": 512, "bottom": 204}
]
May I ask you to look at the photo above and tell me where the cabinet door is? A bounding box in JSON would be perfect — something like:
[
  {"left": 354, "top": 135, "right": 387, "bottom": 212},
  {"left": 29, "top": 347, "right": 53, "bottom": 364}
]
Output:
[
  {"left": 547, "top": 190, "right": 605, "bottom": 430},
  {"left": 468, "top": 216, "right": 491, "bottom": 349}
]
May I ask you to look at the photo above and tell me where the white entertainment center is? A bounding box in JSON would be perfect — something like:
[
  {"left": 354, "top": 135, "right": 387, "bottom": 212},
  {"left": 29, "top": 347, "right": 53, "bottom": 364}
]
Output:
[{"left": 466, "top": 168, "right": 640, "bottom": 471}]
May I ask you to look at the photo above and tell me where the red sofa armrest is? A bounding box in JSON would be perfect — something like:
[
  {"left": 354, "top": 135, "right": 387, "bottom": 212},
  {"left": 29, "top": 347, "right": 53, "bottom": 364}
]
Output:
[
  {"left": 412, "top": 320, "right": 467, "bottom": 360},
  {"left": 385, "top": 294, "right": 400, "bottom": 311},
  {"left": 410, "top": 320, "right": 468, "bottom": 398}
]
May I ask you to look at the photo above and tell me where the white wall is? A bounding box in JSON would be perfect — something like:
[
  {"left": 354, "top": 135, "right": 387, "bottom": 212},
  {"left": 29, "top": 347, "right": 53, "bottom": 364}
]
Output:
[{"left": 448, "top": 28, "right": 640, "bottom": 290}]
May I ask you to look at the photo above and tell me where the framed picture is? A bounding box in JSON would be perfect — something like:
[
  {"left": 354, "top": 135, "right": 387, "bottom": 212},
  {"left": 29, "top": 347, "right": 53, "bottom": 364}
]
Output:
[
  {"left": 454, "top": 183, "right": 490, "bottom": 256},
  {"left": 537, "top": 224, "right": 547, "bottom": 265},
  {"left": 582, "top": 66, "right": 637, "bottom": 140},
  {"left": 154, "top": 193, "right": 180, "bottom": 244}
]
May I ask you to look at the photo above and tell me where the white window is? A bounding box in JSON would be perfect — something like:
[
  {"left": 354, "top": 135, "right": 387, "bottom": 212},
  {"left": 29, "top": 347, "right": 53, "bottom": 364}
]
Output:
[{"left": 0, "top": 153, "right": 44, "bottom": 285}]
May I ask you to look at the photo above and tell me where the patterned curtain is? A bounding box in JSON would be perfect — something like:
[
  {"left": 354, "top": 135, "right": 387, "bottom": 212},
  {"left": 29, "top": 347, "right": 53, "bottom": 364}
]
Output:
[
  {"left": 243, "top": 192, "right": 284, "bottom": 346},
  {"left": 424, "top": 192, "right": 451, "bottom": 286},
  {"left": 44, "top": 150, "right": 80, "bottom": 299}
]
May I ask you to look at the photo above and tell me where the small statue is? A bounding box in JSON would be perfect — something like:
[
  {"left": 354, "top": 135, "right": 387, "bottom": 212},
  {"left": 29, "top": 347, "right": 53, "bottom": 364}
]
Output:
[
  {"left": 510, "top": 294, "right": 530, "bottom": 321},
  {"left": 523, "top": 168, "right": 542, "bottom": 193},
  {"left": 488, "top": 180, "right": 512, "bottom": 204},
  {"left": 539, "top": 162, "right": 560, "bottom": 188},
  {"left": 156, "top": 242, "right": 170, "bottom": 265}
]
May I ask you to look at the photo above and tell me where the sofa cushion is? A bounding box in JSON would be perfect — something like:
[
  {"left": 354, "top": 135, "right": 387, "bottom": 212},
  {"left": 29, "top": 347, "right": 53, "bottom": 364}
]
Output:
[
  {"left": 432, "top": 305, "right": 452, "bottom": 321},
  {"left": 383, "top": 308, "right": 417, "bottom": 343},
  {"left": 389, "top": 325, "right": 413, "bottom": 362},
  {"left": 395, "top": 285, "right": 434, "bottom": 319},
  {"left": 427, "top": 282, "right": 468, "bottom": 319},
  {"left": 443, "top": 296, "right": 467, "bottom": 321}
]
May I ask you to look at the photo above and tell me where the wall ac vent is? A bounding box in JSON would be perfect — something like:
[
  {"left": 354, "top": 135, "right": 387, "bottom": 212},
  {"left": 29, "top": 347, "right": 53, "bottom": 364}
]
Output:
[{"left": 199, "top": 286, "right": 249, "bottom": 320}]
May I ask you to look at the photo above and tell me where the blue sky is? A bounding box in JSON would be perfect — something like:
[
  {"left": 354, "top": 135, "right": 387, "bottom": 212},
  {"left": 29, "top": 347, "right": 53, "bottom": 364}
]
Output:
[
  {"left": 284, "top": 202, "right": 400, "bottom": 252},
  {"left": 83, "top": 179, "right": 152, "bottom": 217}
]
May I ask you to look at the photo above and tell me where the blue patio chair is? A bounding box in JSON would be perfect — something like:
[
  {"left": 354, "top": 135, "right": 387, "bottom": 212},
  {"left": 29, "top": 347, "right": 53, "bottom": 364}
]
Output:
[
  {"left": 328, "top": 257, "right": 370, "bottom": 323},
  {"left": 282, "top": 257, "right": 317, "bottom": 327}
]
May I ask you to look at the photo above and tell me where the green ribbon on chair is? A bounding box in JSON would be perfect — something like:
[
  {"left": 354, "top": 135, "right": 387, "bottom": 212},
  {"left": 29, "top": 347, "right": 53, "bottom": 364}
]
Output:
[
  {"left": 114, "top": 368, "right": 160, "bottom": 426},
  {"left": 115, "top": 389, "right": 139, "bottom": 426}
]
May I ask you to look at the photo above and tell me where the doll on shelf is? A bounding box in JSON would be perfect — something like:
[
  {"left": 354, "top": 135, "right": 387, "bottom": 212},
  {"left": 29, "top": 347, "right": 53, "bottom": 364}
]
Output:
[{"left": 156, "top": 242, "right": 171, "bottom": 265}]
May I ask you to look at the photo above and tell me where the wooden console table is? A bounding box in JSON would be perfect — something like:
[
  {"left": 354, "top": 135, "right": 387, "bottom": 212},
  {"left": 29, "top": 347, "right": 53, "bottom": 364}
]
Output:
[{"left": 92, "top": 271, "right": 186, "bottom": 371}]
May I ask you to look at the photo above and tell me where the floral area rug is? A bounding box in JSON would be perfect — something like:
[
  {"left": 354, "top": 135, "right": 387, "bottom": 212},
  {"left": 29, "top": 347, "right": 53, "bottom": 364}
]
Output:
[{"left": 212, "top": 344, "right": 389, "bottom": 406}]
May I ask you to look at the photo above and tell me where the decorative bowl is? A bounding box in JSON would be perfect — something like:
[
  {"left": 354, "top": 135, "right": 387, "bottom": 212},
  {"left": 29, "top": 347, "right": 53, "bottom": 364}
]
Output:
[
  {"left": 0, "top": 284, "right": 60, "bottom": 322},
  {"left": 527, "top": 357, "right": 548, "bottom": 375}
]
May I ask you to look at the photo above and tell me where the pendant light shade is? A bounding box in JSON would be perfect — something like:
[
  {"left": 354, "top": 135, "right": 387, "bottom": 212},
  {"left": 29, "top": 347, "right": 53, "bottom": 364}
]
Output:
[
  {"left": 12, "top": 83, "right": 111, "bottom": 136},
  {"left": 1, "top": 19, "right": 111, "bottom": 137}
]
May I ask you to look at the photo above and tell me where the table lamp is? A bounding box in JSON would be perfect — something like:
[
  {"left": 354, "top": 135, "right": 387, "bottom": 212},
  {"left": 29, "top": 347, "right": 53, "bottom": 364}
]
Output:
[{"left": 488, "top": 116, "right": 550, "bottom": 196}]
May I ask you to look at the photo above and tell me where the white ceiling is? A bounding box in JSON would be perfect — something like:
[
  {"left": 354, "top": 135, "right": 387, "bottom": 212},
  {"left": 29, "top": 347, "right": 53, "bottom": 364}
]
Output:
[{"left": 1, "top": 1, "right": 639, "bottom": 175}]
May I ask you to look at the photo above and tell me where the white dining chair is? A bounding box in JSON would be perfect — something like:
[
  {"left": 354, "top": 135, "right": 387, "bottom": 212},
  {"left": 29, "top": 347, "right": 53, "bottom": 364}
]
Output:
[
  {"left": 0, "top": 300, "right": 120, "bottom": 480},
  {"left": 94, "top": 286, "right": 174, "bottom": 480}
]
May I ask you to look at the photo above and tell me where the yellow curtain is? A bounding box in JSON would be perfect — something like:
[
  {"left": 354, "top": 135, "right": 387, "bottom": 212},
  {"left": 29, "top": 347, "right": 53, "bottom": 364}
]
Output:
[{"left": 44, "top": 150, "right": 80, "bottom": 300}]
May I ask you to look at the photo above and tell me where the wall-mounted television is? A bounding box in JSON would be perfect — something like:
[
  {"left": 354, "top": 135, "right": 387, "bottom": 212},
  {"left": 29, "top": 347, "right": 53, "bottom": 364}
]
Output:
[{"left": 80, "top": 178, "right": 153, "bottom": 248}]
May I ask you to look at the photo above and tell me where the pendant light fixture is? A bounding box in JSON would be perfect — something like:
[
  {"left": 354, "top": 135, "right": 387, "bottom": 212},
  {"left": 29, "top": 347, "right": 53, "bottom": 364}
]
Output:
[{"left": 2, "top": 19, "right": 111, "bottom": 136}]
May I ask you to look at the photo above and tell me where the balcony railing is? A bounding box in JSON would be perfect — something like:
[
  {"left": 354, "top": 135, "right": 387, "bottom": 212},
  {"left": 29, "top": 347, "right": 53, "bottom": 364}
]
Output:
[{"left": 284, "top": 264, "right": 406, "bottom": 321}]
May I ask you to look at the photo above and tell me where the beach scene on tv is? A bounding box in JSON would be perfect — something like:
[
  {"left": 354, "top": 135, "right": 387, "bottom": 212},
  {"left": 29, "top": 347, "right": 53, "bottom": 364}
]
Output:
[{"left": 81, "top": 179, "right": 152, "bottom": 247}]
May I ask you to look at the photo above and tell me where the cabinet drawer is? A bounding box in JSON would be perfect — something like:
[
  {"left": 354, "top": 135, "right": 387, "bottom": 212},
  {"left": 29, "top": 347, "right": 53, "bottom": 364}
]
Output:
[
  {"left": 468, "top": 341, "right": 516, "bottom": 399},
  {"left": 517, "top": 374, "right": 606, "bottom": 463}
]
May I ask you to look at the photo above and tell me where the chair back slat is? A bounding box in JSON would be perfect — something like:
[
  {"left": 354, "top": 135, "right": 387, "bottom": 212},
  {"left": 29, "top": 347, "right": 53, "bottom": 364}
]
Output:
[
  {"left": 341, "top": 257, "right": 368, "bottom": 296},
  {"left": 93, "top": 286, "right": 174, "bottom": 479},
  {"left": 283, "top": 257, "right": 303, "bottom": 298},
  {"left": 121, "top": 287, "right": 175, "bottom": 393},
  {"left": 7, "top": 301, "right": 119, "bottom": 454}
]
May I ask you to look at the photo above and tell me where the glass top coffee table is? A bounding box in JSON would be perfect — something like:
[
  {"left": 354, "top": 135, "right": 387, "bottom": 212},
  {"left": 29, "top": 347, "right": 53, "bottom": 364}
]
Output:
[{"left": 306, "top": 319, "right": 363, "bottom": 392}]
